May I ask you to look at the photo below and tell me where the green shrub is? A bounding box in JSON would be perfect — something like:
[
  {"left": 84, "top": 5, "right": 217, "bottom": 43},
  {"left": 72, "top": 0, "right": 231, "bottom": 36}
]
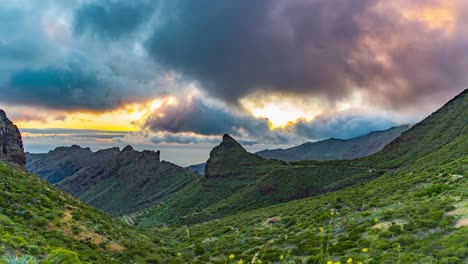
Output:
[{"left": 40, "top": 248, "right": 82, "bottom": 264}]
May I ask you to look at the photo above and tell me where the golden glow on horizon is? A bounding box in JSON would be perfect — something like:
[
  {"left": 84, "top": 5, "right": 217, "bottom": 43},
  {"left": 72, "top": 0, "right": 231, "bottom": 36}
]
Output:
[{"left": 15, "top": 96, "right": 178, "bottom": 132}]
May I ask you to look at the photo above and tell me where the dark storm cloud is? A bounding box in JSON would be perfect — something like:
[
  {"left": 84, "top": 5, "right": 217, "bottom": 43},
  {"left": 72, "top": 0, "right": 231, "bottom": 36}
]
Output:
[
  {"left": 146, "top": 0, "right": 468, "bottom": 108},
  {"left": 74, "top": 0, "right": 154, "bottom": 39},
  {"left": 143, "top": 97, "right": 271, "bottom": 136},
  {"left": 0, "top": 1, "right": 165, "bottom": 111},
  {"left": 4, "top": 64, "right": 117, "bottom": 110}
]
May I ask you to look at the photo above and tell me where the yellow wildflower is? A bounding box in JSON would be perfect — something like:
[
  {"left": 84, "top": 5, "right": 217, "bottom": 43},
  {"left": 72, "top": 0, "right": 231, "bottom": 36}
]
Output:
[
  {"left": 347, "top": 258, "right": 353, "bottom": 263},
  {"left": 238, "top": 259, "right": 244, "bottom": 264},
  {"left": 327, "top": 261, "right": 333, "bottom": 264},
  {"left": 279, "top": 255, "right": 284, "bottom": 260},
  {"left": 357, "top": 262, "right": 363, "bottom": 264},
  {"left": 362, "top": 248, "right": 369, "bottom": 253},
  {"left": 229, "top": 253, "right": 235, "bottom": 260},
  {"left": 319, "top": 227, "right": 325, "bottom": 232}
]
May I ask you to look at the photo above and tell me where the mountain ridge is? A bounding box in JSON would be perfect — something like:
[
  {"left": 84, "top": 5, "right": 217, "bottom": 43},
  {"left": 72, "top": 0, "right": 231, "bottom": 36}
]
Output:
[
  {"left": 27, "top": 144, "right": 197, "bottom": 216},
  {"left": 257, "top": 125, "right": 410, "bottom": 162}
]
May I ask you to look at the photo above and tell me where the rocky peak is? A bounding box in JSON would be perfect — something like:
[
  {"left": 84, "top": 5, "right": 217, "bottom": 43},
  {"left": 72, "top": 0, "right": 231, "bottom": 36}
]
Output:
[
  {"left": 121, "top": 145, "right": 135, "bottom": 152},
  {"left": 0, "top": 110, "right": 26, "bottom": 168},
  {"left": 205, "top": 134, "right": 263, "bottom": 178},
  {"left": 220, "top": 134, "right": 246, "bottom": 151}
]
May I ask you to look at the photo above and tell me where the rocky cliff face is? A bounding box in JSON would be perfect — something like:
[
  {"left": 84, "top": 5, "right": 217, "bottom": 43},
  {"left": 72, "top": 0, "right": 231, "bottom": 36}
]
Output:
[{"left": 0, "top": 110, "right": 26, "bottom": 167}]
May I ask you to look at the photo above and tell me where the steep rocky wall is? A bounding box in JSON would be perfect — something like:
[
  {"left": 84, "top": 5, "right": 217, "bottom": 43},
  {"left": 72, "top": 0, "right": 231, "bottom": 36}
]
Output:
[{"left": 0, "top": 110, "right": 26, "bottom": 167}]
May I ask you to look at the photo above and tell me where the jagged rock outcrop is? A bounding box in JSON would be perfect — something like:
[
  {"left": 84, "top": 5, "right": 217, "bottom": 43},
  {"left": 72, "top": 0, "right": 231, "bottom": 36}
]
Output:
[
  {"left": 205, "top": 134, "right": 281, "bottom": 178},
  {"left": 0, "top": 110, "right": 26, "bottom": 167}
]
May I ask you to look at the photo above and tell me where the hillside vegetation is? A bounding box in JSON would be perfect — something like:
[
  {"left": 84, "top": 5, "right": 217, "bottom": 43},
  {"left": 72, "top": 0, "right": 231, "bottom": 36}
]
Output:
[
  {"left": 134, "top": 135, "right": 382, "bottom": 227},
  {"left": 27, "top": 145, "right": 197, "bottom": 216},
  {"left": 134, "top": 91, "right": 467, "bottom": 229},
  {"left": 2, "top": 90, "right": 466, "bottom": 263},
  {"left": 0, "top": 161, "right": 184, "bottom": 263},
  {"left": 150, "top": 90, "right": 468, "bottom": 263}
]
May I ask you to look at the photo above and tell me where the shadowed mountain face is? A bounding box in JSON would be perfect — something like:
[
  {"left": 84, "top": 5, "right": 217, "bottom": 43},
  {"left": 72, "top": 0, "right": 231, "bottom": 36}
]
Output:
[
  {"left": 26, "top": 145, "right": 196, "bottom": 216},
  {"left": 0, "top": 110, "right": 26, "bottom": 167},
  {"left": 257, "top": 125, "right": 410, "bottom": 162},
  {"left": 205, "top": 134, "right": 282, "bottom": 178}
]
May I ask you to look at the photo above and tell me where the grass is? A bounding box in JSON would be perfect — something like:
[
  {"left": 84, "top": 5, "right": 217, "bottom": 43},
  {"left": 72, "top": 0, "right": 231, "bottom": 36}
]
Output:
[{"left": 0, "top": 161, "right": 185, "bottom": 263}]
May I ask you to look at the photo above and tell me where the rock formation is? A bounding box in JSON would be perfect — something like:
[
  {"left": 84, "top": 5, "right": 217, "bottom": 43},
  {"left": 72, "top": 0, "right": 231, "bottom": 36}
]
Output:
[{"left": 0, "top": 110, "right": 26, "bottom": 167}]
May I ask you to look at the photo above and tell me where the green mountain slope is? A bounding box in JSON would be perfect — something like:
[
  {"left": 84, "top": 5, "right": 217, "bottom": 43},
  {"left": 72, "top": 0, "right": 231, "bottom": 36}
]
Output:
[
  {"left": 0, "top": 160, "right": 179, "bottom": 263},
  {"left": 257, "top": 125, "right": 409, "bottom": 162},
  {"left": 134, "top": 136, "right": 381, "bottom": 227},
  {"left": 27, "top": 145, "right": 197, "bottom": 216},
  {"left": 135, "top": 89, "right": 467, "bottom": 230},
  {"left": 155, "top": 90, "right": 468, "bottom": 263},
  {"left": 361, "top": 89, "right": 468, "bottom": 168}
]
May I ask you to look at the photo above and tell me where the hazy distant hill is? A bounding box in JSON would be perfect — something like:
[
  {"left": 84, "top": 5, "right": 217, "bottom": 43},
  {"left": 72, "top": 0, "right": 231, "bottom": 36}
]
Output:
[
  {"left": 257, "top": 125, "right": 410, "bottom": 162},
  {"left": 26, "top": 145, "right": 196, "bottom": 216},
  {"left": 186, "top": 163, "right": 206, "bottom": 175}
]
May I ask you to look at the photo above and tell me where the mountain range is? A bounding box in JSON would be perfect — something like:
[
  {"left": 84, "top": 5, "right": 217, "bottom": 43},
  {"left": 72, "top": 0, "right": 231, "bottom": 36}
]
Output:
[
  {"left": 0, "top": 89, "right": 466, "bottom": 263},
  {"left": 27, "top": 145, "right": 196, "bottom": 216},
  {"left": 186, "top": 125, "right": 409, "bottom": 175}
]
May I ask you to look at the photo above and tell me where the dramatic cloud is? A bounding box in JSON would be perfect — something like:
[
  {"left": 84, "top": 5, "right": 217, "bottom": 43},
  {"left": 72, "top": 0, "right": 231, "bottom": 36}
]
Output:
[
  {"left": 146, "top": 0, "right": 468, "bottom": 109},
  {"left": 74, "top": 1, "right": 154, "bottom": 40},
  {"left": 1, "top": 0, "right": 466, "bottom": 162},
  {"left": 0, "top": 1, "right": 169, "bottom": 110},
  {"left": 6, "top": 64, "right": 112, "bottom": 110},
  {"left": 143, "top": 96, "right": 274, "bottom": 138},
  {"left": 141, "top": 94, "right": 399, "bottom": 144}
]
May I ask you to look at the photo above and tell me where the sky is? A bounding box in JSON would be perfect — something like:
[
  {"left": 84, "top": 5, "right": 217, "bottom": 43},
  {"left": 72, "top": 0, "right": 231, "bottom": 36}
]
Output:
[{"left": 0, "top": 0, "right": 467, "bottom": 166}]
